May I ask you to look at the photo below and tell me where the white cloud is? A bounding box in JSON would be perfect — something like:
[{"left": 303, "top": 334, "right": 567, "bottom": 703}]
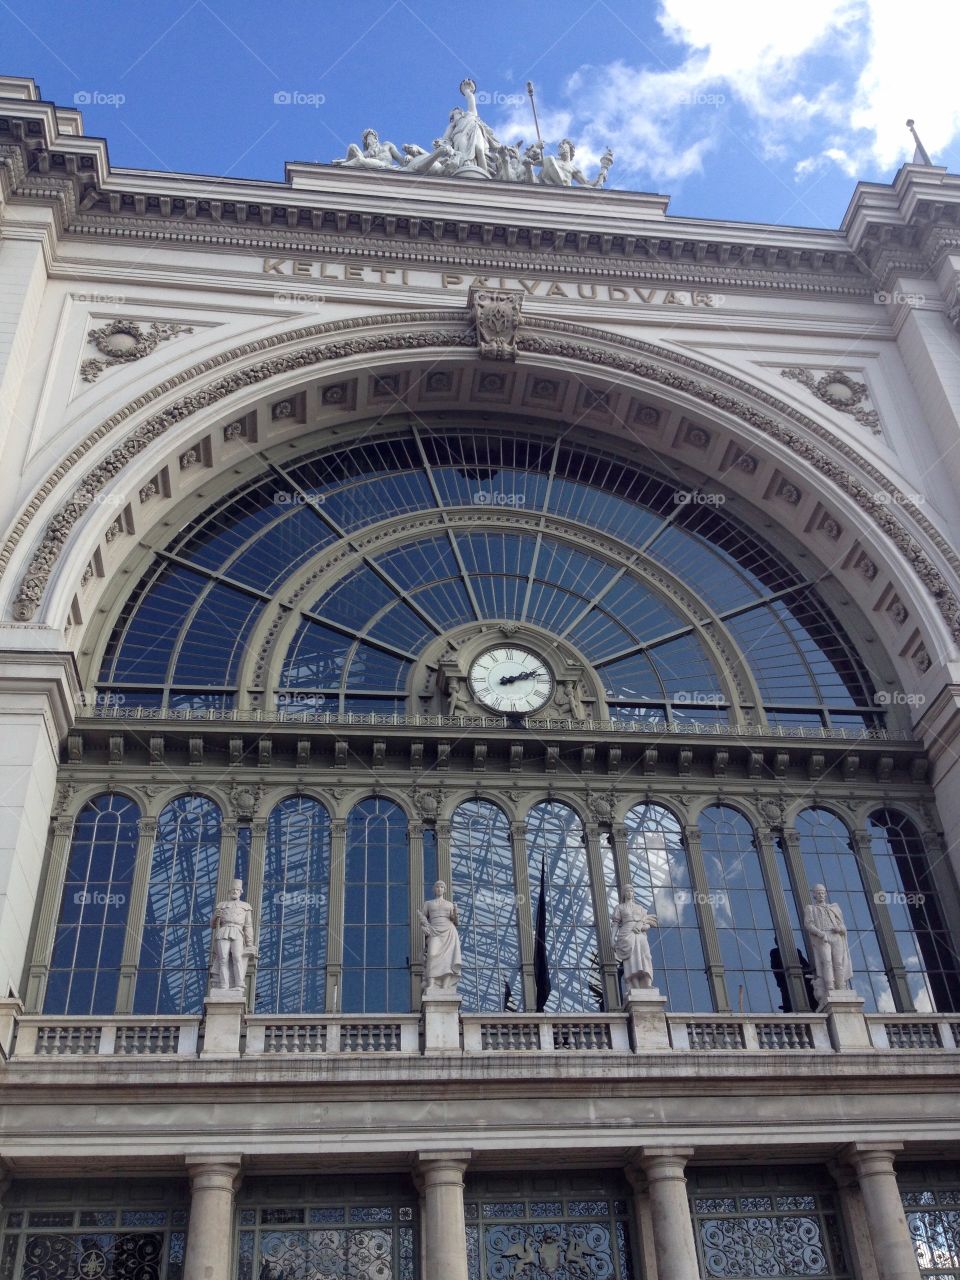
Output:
[{"left": 492, "top": 0, "right": 960, "bottom": 192}]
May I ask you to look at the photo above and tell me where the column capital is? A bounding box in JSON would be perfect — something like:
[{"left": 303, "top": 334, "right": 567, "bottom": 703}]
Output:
[
  {"left": 626, "top": 1147, "right": 695, "bottom": 1185},
  {"left": 416, "top": 1149, "right": 472, "bottom": 1175},
  {"left": 840, "top": 1142, "right": 904, "bottom": 1172},
  {"left": 184, "top": 1155, "right": 243, "bottom": 1191}
]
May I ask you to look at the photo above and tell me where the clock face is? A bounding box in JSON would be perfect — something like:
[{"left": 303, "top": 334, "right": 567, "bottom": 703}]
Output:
[{"left": 468, "top": 646, "right": 554, "bottom": 714}]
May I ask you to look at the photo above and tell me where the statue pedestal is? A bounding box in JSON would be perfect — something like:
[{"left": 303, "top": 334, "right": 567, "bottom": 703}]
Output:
[
  {"left": 820, "top": 991, "right": 872, "bottom": 1051},
  {"left": 422, "top": 988, "right": 462, "bottom": 1054},
  {"left": 202, "top": 991, "right": 245, "bottom": 1058},
  {"left": 624, "top": 987, "right": 670, "bottom": 1052},
  {"left": 0, "top": 997, "right": 23, "bottom": 1060}
]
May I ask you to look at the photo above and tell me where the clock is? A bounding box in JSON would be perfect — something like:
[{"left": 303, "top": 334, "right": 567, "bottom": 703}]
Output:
[{"left": 467, "top": 645, "right": 554, "bottom": 714}]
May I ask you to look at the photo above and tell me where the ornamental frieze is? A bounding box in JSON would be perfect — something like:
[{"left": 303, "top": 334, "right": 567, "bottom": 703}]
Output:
[{"left": 5, "top": 312, "right": 960, "bottom": 646}]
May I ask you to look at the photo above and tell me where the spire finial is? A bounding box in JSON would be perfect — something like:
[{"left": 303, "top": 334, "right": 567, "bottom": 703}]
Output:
[{"left": 906, "top": 118, "right": 932, "bottom": 166}]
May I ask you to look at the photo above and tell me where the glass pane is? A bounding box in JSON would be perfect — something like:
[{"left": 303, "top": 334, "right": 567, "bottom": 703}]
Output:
[{"left": 342, "top": 799, "right": 410, "bottom": 1013}]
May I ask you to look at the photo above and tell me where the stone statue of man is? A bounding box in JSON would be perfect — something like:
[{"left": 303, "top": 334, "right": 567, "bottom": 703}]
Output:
[
  {"left": 210, "top": 878, "right": 256, "bottom": 993},
  {"left": 804, "top": 883, "right": 853, "bottom": 1004}
]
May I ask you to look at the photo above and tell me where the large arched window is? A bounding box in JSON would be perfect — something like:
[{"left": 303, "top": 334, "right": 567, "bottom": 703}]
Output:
[
  {"left": 44, "top": 794, "right": 139, "bottom": 1016},
  {"left": 256, "top": 796, "right": 331, "bottom": 1014},
  {"left": 866, "top": 809, "right": 960, "bottom": 1012},
  {"left": 698, "top": 806, "right": 780, "bottom": 1013},
  {"left": 95, "top": 428, "right": 882, "bottom": 732},
  {"left": 794, "top": 808, "right": 893, "bottom": 1012},
  {"left": 450, "top": 799, "right": 522, "bottom": 1013},
  {"left": 623, "top": 803, "right": 711, "bottom": 1011},
  {"left": 525, "top": 801, "right": 603, "bottom": 1012},
  {"left": 133, "top": 795, "right": 222, "bottom": 1015},
  {"left": 342, "top": 798, "right": 410, "bottom": 1013}
]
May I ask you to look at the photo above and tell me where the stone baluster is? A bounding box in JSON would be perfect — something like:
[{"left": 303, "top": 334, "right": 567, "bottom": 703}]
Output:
[
  {"left": 416, "top": 1150, "right": 471, "bottom": 1280},
  {"left": 842, "top": 1144, "right": 921, "bottom": 1280},
  {"left": 183, "top": 1157, "right": 242, "bottom": 1280}
]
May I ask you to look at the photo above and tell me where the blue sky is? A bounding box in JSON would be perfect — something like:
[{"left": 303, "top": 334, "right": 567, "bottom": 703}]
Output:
[{"left": 3, "top": 0, "right": 959, "bottom": 227}]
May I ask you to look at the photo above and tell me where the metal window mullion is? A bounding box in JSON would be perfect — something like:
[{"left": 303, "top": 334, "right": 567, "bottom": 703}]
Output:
[
  {"left": 850, "top": 826, "right": 913, "bottom": 1011},
  {"left": 683, "top": 824, "right": 728, "bottom": 1012},
  {"left": 511, "top": 820, "right": 537, "bottom": 1012},
  {"left": 115, "top": 816, "right": 160, "bottom": 1014},
  {"left": 243, "top": 819, "right": 268, "bottom": 1012},
  {"left": 326, "top": 818, "right": 347, "bottom": 1012},
  {"left": 754, "top": 824, "right": 811, "bottom": 1013}
]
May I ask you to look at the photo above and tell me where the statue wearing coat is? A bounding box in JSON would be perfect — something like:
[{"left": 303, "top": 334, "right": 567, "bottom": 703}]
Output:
[{"left": 804, "top": 884, "right": 854, "bottom": 1004}]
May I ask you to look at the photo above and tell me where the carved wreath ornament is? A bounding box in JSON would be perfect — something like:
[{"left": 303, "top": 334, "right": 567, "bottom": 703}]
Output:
[
  {"left": 781, "top": 367, "right": 879, "bottom": 433},
  {"left": 80, "top": 319, "right": 193, "bottom": 383}
]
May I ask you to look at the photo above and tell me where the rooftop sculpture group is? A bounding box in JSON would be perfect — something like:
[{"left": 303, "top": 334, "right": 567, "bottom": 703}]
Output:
[{"left": 332, "top": 79, "right": 613, "bottom": 187}]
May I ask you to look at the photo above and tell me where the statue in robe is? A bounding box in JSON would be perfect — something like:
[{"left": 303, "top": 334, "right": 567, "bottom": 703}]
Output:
[
  {"left": 332, "top": 128, "right": 404, "bottom": 169},
  {"left": 612, "top": 884, "right": 657, "bottom": 990},
  {"left": 418, "top": 880, "right": 462, "bottom": 993}
]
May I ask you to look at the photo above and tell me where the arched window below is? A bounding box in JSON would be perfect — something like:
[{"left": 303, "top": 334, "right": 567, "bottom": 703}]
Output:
[
  {"left": 525, "top": 802, "right": 603, "bottom": 1012},
  {"left": 342, "top": 798, "right": 410, "bottom": 1013},
  {"left": 133, "top": 795, "right": 222, "bottom": 1015},
  {"left": 450, "top": 799, "right": 522, "bottom": 1013},
  {"left": 795, "top": 807, "right": 894, "bottom": 1012},
  {"left": 867, "top": 809, "right": 960, "bottom": 1012},
  {"left": 624, "top": 803, "right": 711, "bottom": 1011},
  {"left": 43, "top": 794, "right": 139, "bottom": 1015},
  {"left": 698, "top": 806, "right": 781, "bottom": 1013},
  {"left": 256, "top": 796, "right": 331, "bottom": 1014}
]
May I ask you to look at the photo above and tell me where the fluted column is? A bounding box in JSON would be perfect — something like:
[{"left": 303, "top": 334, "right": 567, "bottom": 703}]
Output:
[
  {"left": 843, "top": 1145, "right": 920, "bottom": 1280},
  {"left": 326, "top": 818, "right": 347, "bottom": 1010},
  {"left": 183, "top": 1157, "right": 242, "bottom": 1280},
  {"left": 417, "top": 1151, "right": 471, "bottom": 1280},
  {"left": 629, "top": 1149, "right": 700, "bottom": 1280}
]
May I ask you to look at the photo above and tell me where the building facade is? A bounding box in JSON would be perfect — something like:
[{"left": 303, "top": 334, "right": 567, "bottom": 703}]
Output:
[{"left": 1, "top": 73, "right": 960, "bottom": 1279}]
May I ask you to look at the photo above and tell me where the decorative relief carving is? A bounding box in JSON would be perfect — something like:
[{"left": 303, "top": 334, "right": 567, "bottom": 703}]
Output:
[
  {"left": 80, "top": 319, "right": 193, "bottom": 383},
  {"left": 470, "top": 287, "right": 523, "bottom": 361},
  {"left": 8, "top": 314, "right": 960, "bottom": 647},
  {"left": 948, "top": 280, "right": 960, "bottom": 333},
  {"left": 781, "top": 367, "right": 881, "bottom": 433}
]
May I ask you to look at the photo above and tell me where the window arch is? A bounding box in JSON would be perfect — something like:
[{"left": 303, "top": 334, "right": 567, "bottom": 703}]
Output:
[
  {"left": 866, "top": 809, "right": 960, "bottom": 1012},
  {"left": 794, "top": 808, "right": 893, "bottom": 1012},
  {"left": 342, "top": 798, "right": 410, "bottom": 1013},
  {"left": 525, "top": 801, "right": 603, "bottom": 1012},
  {"left": 44, "top": 794, "right": 139, "bottom": 1016},
  {"left": 698, "top": 805, "right": 781, "bottom": 1013},
  {"left": 623, "top": 803, "right": 711, "bottom": 1011},
  {"left": 450, "top": 799, "right": 523, "bottom": 1013},
  {"left": 256, "top": 796, "right": 331, "bottom": 1014},
  {"left": 133, "top": 794, "right": 222, "bottom": 1015}
]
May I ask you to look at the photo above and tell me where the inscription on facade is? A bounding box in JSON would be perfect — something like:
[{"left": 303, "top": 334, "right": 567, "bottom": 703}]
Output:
[{"left": 261, "top": 257, "right": 719, "bottom": 307}]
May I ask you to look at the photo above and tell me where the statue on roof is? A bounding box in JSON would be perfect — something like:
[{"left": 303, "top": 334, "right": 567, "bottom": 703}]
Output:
[{"left": 328, "top": 80, "right": 613, "bottom": 188}]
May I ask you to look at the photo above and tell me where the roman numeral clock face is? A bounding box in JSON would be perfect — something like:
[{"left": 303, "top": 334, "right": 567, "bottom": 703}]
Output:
[{"left": 467, "top": 646, "right": 554, "bottom": 714}]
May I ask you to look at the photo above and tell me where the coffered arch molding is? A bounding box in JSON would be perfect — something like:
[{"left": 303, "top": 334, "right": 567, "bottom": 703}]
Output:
[{"left": 4, "top": 309, "right": 959, "bottom": 689}]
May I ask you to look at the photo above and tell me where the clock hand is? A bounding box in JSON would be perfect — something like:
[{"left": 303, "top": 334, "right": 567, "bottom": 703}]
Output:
[{"left": 499, "top": 669, "right": 539, "bottom": 685}]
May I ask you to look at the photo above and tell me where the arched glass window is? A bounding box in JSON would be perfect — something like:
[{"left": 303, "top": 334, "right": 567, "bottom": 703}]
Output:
[
  {"left": 795, "top": 808, "right": 893, "bottom": 1012},
  {"left": 343, "top": 798, "right": 410, "bottom": 1013},
  {"left": 624, "top": 803, "right": 711, "bottom": 1011},
  {"left": 867, "top": 809, "right": 960, "bottom": 1012},
  {"left": 525, "top": 802, "right": 603, "bottom": 1012},
  {"left": 698, "top": 806, "right": 780, "bottom": 1013},
  {"left": 44, "top": 794, "right": 139, "bottom": 1015},
  {"left": 450, "top": 800, "right": 522, "bottom": 1012},
  {"left": 133, "top": 795, "right": 222, "bottom": 1015},
  {"left": 256, "top": 796, "right": 331, "bottom": 1014}
]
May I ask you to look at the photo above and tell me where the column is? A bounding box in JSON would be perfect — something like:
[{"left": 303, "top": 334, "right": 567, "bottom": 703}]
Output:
[
  {"left": 408, "top": 820, "right": 426, "bottom": 1006},
  {"left": 325, "top": 818, "right": 347, "bottom": 1010},
  {"left": 683, "top": 824, "right": 729, "bottom": 1011},
  {"left": 584, "top": 821, "right": 620, "bottom": 1011},
  {"left": 629, "top": 1149, "right": 700, "bottom": 1280},
  {"left": 416, "top": 1151, "right": 471, "bottom": 1280},
  {"left": 23, "top": 816, "right": 75, "bottom": 1010},
  {"left": 754, "top": 824, "right": 809, "bottom": 1013},
  {"left": 116, "top": 816, "right": 158, "bottom": 1013},
  {"left": 183, "top": 1157, "right": 242, "bottom": 1280},
  {"left": 510, "top": 820, "right": 536, "bottom": 1011},
  {"left": 843, "top": 1145, "right": 920, "bottom": 1280}
]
